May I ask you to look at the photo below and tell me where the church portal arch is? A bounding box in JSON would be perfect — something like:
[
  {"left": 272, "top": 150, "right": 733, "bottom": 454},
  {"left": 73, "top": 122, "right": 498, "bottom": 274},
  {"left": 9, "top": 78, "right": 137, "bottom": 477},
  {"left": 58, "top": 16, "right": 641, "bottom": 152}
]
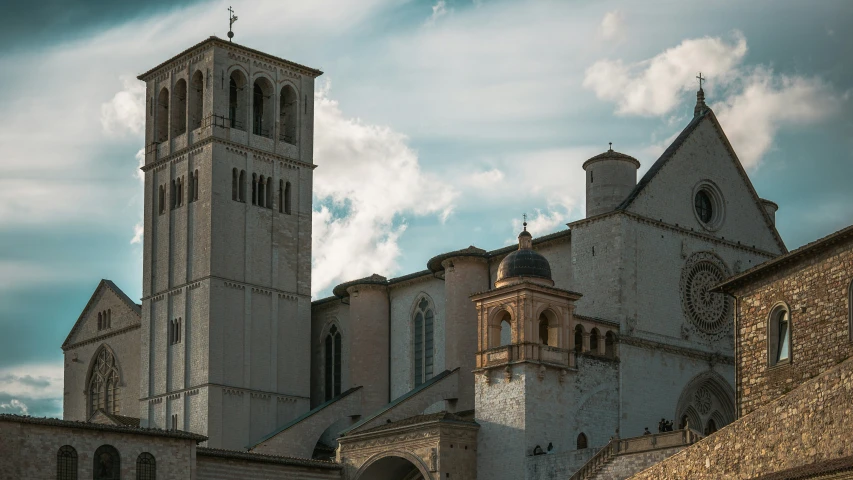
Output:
[
  {"left": 354, "top": 450, "right": 433, "bottom": 480},
  {"left": 675, "top": 370, "right": 735, "bottom": 433}
]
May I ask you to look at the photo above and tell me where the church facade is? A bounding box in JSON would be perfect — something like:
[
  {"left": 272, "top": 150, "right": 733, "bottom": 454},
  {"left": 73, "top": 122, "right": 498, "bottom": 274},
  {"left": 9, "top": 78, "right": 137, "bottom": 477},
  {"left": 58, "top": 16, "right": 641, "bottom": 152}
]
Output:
[{"left": 46, "top": 37, "right": 811, "bottom": 479}]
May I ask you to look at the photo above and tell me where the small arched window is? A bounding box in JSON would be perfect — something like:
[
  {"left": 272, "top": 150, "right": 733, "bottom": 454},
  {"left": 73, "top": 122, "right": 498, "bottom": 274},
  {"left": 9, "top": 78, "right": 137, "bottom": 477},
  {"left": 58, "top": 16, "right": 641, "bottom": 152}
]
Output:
[
  {"left": 258, "top": 175, "right": 266, "bottom": 207},
  {"left": 324, "top": 325, "right": 342, "bottom": 401},
  {"left": 574, "top": 325, "right": 584, "bottom": 353},
  {"left": 156, "top": 87, "right": 169, "bottom": 143},
  {"left": 413, "top": 297, "right": 435, "bottom": 386},
  {"left": 88, "top": 347, "right": 121, "bottom": 416},
  {"left": 229, "top": 71, "right": 247, "bottom": 130},
  {"left": 189, "top": 70, "right": 204, "bottom": 131},
  {"left": 136, "top": 452, "right": 156, "bottom": 480},
  {"left": 279, "top": 85, "right": 298, "bottom": 144},
  {"left": 171, "top": 79, "right": 187, "bottom": 137},
  {"left": 193, "top": 169, "right": 199, "bottom": 201},
  {"left": 605, "top": 331, "right": 616, "bottom": 358},
  {"left": 232, "top": 168, "right": 238, "bottom": 201},
  {"left": 239, "top": 170, "right": 246, "bottom": 202},
  {"left": 93, "top": 445, "right": 120, "bottom": 480},
  {"left": 251, "top": 173, "right": 258, "bottom": 205},
  {"left": 57, "top": 445, "right": 78, "bottom": 480},
  {"left": 768, "top": 304, "right": 791, "bottom": 366},
  {"left": 577, "top": 433, "right": 588, "bottom": 450},
  {"left": 158, "top": 185, "right": 165, "bottom": 215},
  {"left": 278, "top": 180, "right": 284, "bottom": 213},
  {"left": 97, "top": 312, "right": 103, "bottom": 331},
  {"left": 266, "top": 177, "right": 273, "bottom": 208},
  {"left": 284, "top": 181, "right": 292, "bottom": 214},
  {"left": 589, "top": 328, "right": 600, "bottom": 354}
]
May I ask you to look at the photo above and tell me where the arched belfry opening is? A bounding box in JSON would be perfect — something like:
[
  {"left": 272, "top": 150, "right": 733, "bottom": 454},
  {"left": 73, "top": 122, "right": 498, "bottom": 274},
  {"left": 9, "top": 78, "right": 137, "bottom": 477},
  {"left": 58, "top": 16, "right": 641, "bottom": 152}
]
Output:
[
  {"left": 171, "top": 78, "right": 187, "bottom": 137},
  {"left": 228, "top": 70, "right": 247, "bottom": 130},
  {"left": 189, "top": 70, "right": 204, "bottom": 130},
  {"left": 279, "top": 84, "right": 298, "bottom": 144},
  {"left": 156, "top": 87, "right": 169, "bottom": 143},
  {"left": 252, "top": 77, "right": 273, "bottom": 137}
]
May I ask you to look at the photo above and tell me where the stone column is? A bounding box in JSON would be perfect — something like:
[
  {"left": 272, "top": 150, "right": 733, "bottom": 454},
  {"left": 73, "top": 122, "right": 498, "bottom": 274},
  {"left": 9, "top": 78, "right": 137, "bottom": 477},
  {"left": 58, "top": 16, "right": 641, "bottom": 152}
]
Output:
[
  {"left": 443, "top": 256, "right": 489, "bottom": 411},
  {"left": 347, "top": 283, "right": 390, "bottom": 412},
  {"left": 583, "top": 332, "right": 591, "bottom": 352}
]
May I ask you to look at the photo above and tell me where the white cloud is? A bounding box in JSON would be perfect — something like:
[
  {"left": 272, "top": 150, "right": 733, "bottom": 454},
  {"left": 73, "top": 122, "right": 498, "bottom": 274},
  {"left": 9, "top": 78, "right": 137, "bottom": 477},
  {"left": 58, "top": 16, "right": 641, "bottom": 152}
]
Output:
[
  {"left": 600, "top": 10, "right": 624, "bottom": 41},
  {"left": 100, "top": 75, "right": 146, "bottom": 136},
  {"left": 584, "top": 32, "right": 747, "bottom": 116},
  {"left": 426, "top": 0, "right": 449, "bottom": 25},
  {"left": 714, "top": 68, "right": 839, "bottom": 169},
  {"left": 0, "top": 363, "right": 63, "bottom": 400},
  {"left": 311, "top": 81, "right": 457, "bottom": 296},
  {"left": 512, "top": 208, "right": 568, "bottom": 238},
  {"left": 0, "top": 399, "right": 28, "bottom": 415}
]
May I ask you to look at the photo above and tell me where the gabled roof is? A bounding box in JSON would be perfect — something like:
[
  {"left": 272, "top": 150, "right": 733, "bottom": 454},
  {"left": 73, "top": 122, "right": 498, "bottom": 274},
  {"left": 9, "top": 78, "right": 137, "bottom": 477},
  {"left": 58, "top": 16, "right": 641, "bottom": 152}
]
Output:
[
  {"left": 89, "top": 409, "right": 141, "bottom": 428},
  {"left": 714, "top": 223, "right": 853, "bottom": 293},
  {"left": 61, "top": 280, "right": 141, "bottom": 350},
  {"left": 615, "top": 109, "right": 787, "bottom": 253}
]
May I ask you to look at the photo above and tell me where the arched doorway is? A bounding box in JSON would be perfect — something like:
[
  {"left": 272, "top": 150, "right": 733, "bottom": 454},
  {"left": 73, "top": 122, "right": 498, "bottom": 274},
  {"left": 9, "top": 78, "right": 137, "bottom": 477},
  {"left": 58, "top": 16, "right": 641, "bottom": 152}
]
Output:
[{"left": 356, "top": 453, "right": 432, "bottom": 480}]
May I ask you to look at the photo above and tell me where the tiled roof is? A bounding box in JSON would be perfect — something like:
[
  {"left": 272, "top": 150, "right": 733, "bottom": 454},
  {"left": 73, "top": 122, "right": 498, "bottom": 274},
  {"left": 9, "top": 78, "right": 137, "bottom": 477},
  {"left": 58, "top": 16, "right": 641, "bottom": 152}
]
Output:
[
  {"left": 197, "top": 447, "right": 342, "bottom": 470},
  {"left": 94, "top": 410, "right": 141, "bottom": 428},
  {"left": 0, "top": 414, "right": 206, "bottom": 441},
  {"left": 582, "top": 149, "right": 640, "bottom": 170}
]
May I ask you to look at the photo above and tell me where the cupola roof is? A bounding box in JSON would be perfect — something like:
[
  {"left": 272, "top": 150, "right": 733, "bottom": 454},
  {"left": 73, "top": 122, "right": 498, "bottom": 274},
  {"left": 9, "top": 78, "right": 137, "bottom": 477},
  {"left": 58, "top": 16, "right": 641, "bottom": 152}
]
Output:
[{"left": 495, "top": 223, "right": 552, "bottom": 284}]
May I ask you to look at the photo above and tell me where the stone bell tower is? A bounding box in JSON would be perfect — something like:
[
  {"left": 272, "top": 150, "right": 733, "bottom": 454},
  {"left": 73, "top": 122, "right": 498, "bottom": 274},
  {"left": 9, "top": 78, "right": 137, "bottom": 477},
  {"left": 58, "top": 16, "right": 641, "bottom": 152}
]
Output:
[
  {"left": 472, "top": 225, "right": 582, "bottom": 480},
  {"left": 136, "top": 36, "right": 322, "bottom": 449}
]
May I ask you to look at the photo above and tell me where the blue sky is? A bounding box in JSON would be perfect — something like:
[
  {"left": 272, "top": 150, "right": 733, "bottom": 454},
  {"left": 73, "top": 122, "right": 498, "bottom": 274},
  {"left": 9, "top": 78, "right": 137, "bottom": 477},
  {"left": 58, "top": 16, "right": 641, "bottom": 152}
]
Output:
[{"left": 0, "top": 0, "right": 850, "bottom": 417}]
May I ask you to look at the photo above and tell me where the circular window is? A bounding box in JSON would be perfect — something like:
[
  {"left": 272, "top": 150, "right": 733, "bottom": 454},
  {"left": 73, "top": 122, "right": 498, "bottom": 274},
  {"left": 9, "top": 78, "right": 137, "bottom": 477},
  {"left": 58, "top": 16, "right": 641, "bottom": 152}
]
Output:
[
  {"left": 681, "top": 252, "right": 732, "bottom": 335},
  {"left": 692, "top": 181, "right": 725, "bottom": 231}
]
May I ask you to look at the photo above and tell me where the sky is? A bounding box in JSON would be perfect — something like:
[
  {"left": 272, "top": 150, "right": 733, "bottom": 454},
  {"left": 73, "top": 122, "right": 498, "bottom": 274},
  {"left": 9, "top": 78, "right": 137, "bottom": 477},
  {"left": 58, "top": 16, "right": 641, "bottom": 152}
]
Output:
[{"left": 0, "top": 0, "right": 850, "bottom": 418}]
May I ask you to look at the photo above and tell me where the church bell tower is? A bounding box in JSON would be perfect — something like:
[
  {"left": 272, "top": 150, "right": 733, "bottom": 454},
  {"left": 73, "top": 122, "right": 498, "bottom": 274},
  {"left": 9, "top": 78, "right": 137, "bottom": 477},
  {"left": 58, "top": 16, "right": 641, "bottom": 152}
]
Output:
[{"left": 136, "top": 36, "right": 322, "bottom": 449}]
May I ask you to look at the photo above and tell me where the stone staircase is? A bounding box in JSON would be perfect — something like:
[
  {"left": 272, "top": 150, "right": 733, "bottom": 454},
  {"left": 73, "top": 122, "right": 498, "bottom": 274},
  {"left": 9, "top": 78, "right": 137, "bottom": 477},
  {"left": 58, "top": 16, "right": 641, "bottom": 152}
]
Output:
[{"left": 569, "top": 429, "right": 703, "bottom": 480}]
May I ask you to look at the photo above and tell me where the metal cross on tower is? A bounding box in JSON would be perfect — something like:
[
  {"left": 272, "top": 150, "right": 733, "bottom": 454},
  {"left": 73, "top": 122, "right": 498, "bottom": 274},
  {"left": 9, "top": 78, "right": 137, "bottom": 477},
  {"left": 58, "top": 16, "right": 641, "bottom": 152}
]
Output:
[
  {"left": 228, "top": 6, "right": 238, "bottom": 42},
  {"left": 696, "top": 72, "right": 705, "bottom": 90}
]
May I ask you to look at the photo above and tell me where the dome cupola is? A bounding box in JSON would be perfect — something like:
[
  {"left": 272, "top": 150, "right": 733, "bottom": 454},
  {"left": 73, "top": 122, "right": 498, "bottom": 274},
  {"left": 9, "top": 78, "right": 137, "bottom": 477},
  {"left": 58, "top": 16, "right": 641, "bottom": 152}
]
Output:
[{"left": 495, "top": 222, "right": 553, "bottom": 288}]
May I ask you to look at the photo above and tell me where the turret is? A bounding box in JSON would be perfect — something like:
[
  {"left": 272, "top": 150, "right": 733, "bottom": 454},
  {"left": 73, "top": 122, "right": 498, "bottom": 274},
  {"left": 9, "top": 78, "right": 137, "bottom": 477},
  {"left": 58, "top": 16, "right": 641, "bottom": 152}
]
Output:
[
  {"left": 582, "top": 146, "right": 640, "bottom": 218},
  {"left": 760, "top": 198, "right": 778, "bottom": 226}
]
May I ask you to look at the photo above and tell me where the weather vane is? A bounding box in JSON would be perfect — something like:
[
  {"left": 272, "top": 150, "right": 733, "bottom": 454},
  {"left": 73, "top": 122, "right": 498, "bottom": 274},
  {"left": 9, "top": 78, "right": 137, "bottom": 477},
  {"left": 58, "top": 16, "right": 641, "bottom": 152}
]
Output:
[
  {"left": 697, "top": 72, "right": 705, "bottom": 90},
  {"left": 523, "top": 213, "right": 528, "bottom": 230},
  {"left": 228, "top": 6, "right": 238, "bottom": 42}
]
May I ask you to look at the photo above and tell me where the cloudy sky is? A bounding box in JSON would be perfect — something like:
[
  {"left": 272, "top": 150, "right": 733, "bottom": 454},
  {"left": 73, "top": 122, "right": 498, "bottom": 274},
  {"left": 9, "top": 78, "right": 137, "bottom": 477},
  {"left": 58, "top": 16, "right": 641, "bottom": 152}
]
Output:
[{"left": 0, "top": 0, "right": 850, "bottom": 418}]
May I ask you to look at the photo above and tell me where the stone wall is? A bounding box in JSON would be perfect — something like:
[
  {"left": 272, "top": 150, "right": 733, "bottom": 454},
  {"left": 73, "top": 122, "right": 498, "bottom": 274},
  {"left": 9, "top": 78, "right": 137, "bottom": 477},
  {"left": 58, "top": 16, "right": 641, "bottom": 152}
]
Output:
[
  {"left": 629, "top": 356, "right": 853, "bottom": 479},
  {"left": 196, "top": 448, "right": 340, "bottom": 480},
  {"left": 526, "top": 447, "right": 599, "bottom": 480},
  {"left": 591, "top": 445, "right": 685, "bottom": 480},
  {"left": 733, "top": 238, "right": 853, "bottom": 416}
]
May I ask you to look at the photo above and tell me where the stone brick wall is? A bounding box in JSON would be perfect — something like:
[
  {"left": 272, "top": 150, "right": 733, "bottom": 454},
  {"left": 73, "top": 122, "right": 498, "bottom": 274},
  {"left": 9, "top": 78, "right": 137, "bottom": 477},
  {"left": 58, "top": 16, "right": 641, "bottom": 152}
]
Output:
[
  {"left": 0, "top": 418, "right": 197, "bottom": 479},
  {"left": 734, "top": 239, "right": 853, "bottom": 416},
  {"left": 629, "top": 356, "right": 853, "bottom": 479},
  {"left": 591, "top": 445, "right": 685, "bottom": 480}
]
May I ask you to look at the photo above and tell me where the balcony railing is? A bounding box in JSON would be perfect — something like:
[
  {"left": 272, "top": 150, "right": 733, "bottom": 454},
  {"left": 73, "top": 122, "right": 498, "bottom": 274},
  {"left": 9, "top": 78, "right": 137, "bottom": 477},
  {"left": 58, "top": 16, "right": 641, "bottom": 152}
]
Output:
[
  {"left": 478, "top": 343, "right": 575, "bottom": 369},
  {"left": 202, "top": 114, "right": 243, "bottom": 130}
]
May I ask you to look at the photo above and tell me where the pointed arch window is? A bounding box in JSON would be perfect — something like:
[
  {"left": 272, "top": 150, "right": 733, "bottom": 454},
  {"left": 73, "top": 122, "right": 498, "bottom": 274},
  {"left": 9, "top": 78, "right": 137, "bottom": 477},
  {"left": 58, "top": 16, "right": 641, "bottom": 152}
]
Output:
[
  {"left": 88, "top": 347, "right": 121, "bottom": 416},
  {"left": 239, "top": 170, "right": 246, "bottom": 202},
  {"left": 577, "top": 433, "right": 588, "bottom": 449},
  {"left": 324, "top": 325, "right": 342, "bottom": 401},
  {"left": 414, "top": 298, "right": 435, "bottom": 387},
  {"left": 57, "top": 445, "right": 77, "bottom": 480},
  {"left": 93, "top": 445, "right": 120, "bottom": 480},
  {"left": 136, "top": 453, "right": 156, "bottom": 480}
]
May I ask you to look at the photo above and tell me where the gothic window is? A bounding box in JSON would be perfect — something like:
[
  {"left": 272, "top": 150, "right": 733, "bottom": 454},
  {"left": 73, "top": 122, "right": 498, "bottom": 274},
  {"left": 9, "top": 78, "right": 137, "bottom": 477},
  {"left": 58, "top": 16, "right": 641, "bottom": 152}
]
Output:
[
  {"left": 170, "top": 318, "right": 182, "bottom": 345},
  {"left": 171, "top": 79, "right": 187, "bottom": 137},
  {"left": 93, "top": 445, "right": 120, "bottom": 480},
  {"left": 171, "top": 414, "right": 178, "bottom": 431},
  {"left": 88, "top": 347, "right": 121, "bottom": 416},
  {"left": 589, "top": 328, "right": 600, "bottom": 354},
  {"left": 574, "top": 325, "right": 584, "bottom": 352},
  {"left": 156, "top": 87, "right": 169, "bottom": 143},
  {"left": 239, "top": 170, "right": 246, "bottom": 202},
  {"left": 769, "top": 305, "right": 791, "bottom": 365},
  {"left": 577, "top": 433, "right": 588, "bottom": 450},
  {"left": 251, "top": 174, "right": 258, "bottom": 205},
  {"left": 136, "top": 453, "right": 156, "bottom": 480},
  {"left": 232, "top": 169, "right": 239, "bottom": 201},
  {"left": 279, "top": 85, "right": 297, "bottom": 144},
  {"left": 57, "top": 445, "right": 77, "bottom": 480},
  {"left": 258, "top": 175, "right": 266, "bottom": 207},
  {"left": 681, "top": 252, "right": 732, "bottom": 335},
  {"left": 692, "top": 183, "right": 725, "bottom": 230},
  {"left": 605, "top": 331, "right": 616, "bottom": 358},
  {"left": 278, "top": 180, "right": 284, "bottom": 213},
  {"left": 252, "top": 78, "right": 273, "bottom": 138},
  {"left": 266, "top": 177, "right": 272, "bottom": 208},
  {"left": 284, "top": 181, "right": 292, "bottom": 214},
  {"left": 324, "top": 325, "right": 342, "bottom": 401},
  {"left": 413, "top": 298, "right": 435, "bottom": 386},
  {"left": 189, "top": 70, "right": 204, "bottom": 131},
  {"left": 229, "top": 71, "right": 246, "bottom": 130},
  {"left": 158, "top": 185, "right": 165, "bottom": 215}
]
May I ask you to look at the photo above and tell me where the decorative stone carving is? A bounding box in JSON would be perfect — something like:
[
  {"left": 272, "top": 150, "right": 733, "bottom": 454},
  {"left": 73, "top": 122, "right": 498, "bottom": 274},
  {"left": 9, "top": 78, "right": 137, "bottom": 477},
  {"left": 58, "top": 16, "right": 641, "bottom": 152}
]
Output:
[
  {"left": 694, "top": 386, "right": 712, "bottom": 414},
  {"left": 680, "top": 252, "right": 732, "bottom": 335},
  {"left": 504, "top": 365, "right": 512, "bottom": 382}
]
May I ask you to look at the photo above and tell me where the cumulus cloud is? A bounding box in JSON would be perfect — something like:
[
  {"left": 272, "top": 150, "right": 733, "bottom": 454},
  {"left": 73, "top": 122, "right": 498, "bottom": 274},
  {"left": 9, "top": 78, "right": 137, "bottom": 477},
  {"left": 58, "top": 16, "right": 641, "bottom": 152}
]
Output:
[
  {"left": 0, "top": 399, "right": 29, "bottom": 415},
  {"left": 512, "top": 208, "right": 568, "bottom": 237},
  {"left": 0, "top": 364, "right": 63, "bottom": 417},
  {"left": 584, "top": 32, "right": 747, "bottom": 116},
  {"left": 714, "top": 68, "right": 839, "bottom": 169},
  {"left": 100, "top": 75, "right": 146, "bottom": 136},
  {"left": 311, "top": 81, "right": 457, "bottom": 296},
  {"left": 599, "top": 10, "right": 624, "bottom": 41}
]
